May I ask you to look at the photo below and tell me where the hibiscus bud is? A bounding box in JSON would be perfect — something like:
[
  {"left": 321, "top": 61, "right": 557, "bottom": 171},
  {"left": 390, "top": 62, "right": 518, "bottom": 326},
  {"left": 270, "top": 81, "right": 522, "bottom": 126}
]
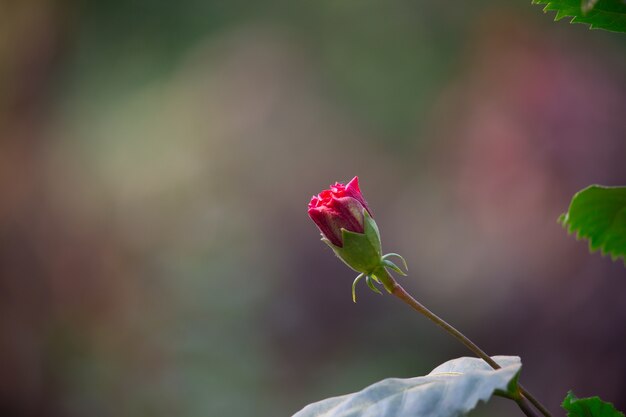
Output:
[
  {"left": 308, "top": 177, "right": 370, "bottom": 246},
  {"left": 308, "top": 177, "right": 382, "bottom": 274},
  {"left": 308, "top": 177, "right": 409, "bottom": 301}
]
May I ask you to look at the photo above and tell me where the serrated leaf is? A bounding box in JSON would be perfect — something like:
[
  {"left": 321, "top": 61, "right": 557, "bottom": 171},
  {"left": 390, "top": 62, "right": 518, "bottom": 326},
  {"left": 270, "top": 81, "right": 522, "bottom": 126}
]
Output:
[
  {"left": 560, "top": 185, "right": 626, "bottom": 262},
  {"left": 293, "top": 356, "right": 521, "bottom": 417},
  {"left": 532, "top": 0, "right": 626, "bottom": 33},
  {"left": 562, "top": 391, "right": 624, "bottom": 417}
]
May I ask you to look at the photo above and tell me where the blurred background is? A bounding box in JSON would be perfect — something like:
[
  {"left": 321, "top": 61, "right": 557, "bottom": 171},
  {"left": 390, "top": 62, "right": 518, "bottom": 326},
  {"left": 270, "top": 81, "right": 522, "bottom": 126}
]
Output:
[{"left": 1, "top": 1, "right": 626, "bottom": 416}]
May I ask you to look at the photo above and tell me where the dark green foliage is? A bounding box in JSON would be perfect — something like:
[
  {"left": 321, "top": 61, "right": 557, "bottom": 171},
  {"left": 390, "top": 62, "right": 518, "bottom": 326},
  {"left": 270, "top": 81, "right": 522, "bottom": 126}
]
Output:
[
  {"left": 559, "top": 185, "right": 626, "bottom": 262},
  {"left": 562, "top": 391, "right": 624, "bottom": 417},
  {"left": 532, "top": 0, "right": 626, "bottom": 32}
]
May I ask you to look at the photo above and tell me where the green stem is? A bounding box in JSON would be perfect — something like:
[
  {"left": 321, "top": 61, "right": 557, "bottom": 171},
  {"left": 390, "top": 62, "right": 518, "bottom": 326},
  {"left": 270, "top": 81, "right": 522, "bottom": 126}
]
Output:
[{"left": 375, "top": 268, "right": 552, "bottom": 417}]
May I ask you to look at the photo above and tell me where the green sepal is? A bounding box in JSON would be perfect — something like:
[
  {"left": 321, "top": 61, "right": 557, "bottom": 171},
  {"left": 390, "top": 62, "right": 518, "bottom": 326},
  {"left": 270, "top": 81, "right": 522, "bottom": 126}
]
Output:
[
  {"left": 320, "top": 211, "right": 412, "bottom": 301},
  {"left": 365, "top": 275, "right": 383, "bottom": 295},
  {"left": 323, "top": 210, "right": 383, "bottom": 275},
  {"left": 352, "top": 273, "right": 365, "bottom": 303},
  {"left": 363, "top": 210, "right": 382, "bottom": 254},
  {"left": 382, "top": 259, "right": 407, "bottom": 276},
  {"left": 382, "top": 253, "right": 408, "bottom": 272},
  {"left": 370, "top": 267, "right": 397, "bottom": 294}
]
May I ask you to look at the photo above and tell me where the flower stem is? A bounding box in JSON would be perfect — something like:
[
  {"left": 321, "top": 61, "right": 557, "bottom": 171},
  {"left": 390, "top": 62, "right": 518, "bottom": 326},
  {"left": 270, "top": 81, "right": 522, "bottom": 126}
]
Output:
[{"left": 380, "top": 270, "right": 552, "bottom": 417}]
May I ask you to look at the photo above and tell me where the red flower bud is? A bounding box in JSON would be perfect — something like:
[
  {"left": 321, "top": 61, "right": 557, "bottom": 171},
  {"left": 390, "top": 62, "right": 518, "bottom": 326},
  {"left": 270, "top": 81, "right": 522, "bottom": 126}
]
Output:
[
  {"left": 308, "top": 177, "right": 372, "bottom": 247},
  {"left": 308, "top": 176, "right": 408, "bottom": 300}
]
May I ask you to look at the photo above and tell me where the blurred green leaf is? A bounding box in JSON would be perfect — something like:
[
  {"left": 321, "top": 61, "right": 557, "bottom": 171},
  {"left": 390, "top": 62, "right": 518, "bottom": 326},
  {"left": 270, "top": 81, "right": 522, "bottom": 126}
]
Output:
[
  {"left": 532, "top": 0, "right": 626, "bottom": 32},
  {"left": 293, "top": 356, "right": 521, "bottom": 417},
  {"left": 559, "top": 185, "right": 626, "bottom": 262},
  {"left": 562, "top": 391, "right": 624, "bottom": 417}
]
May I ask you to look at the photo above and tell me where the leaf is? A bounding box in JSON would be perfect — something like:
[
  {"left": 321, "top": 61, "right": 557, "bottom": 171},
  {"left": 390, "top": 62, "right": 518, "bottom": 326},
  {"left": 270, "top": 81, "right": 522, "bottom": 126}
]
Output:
[
  {"left": 293, "top": 356, "right": 521, "bottom": 417},
  {"left": 532, "top": 0, "right": 626, "bottom": 33},
  {"left": 562, "top": 391, "right": 624, "bottom": 417},
  {"left": 559, "top": 185, "right": 626, "bottom": 262}
]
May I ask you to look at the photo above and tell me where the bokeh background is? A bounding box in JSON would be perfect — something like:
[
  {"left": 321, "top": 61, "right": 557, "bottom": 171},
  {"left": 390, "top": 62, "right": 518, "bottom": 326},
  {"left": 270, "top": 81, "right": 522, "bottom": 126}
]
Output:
[{"left": 1, "top": 1, "right": 626, "bottom": 416}]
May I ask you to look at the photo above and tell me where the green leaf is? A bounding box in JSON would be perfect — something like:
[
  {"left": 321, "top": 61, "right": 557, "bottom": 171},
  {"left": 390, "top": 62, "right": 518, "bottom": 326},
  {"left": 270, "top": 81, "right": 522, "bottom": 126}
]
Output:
[
  {"left": 532, "top": 0, "right": 626, "bottom": 33},
  {"left": 562, "top": 391, "right": 624, "bottom": 417},
  {"left": 293, "top": 356, "right": 521, "bottom": 417},
  {"left": 559, "top": 185, "right": 626, "bottom": 262}
]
